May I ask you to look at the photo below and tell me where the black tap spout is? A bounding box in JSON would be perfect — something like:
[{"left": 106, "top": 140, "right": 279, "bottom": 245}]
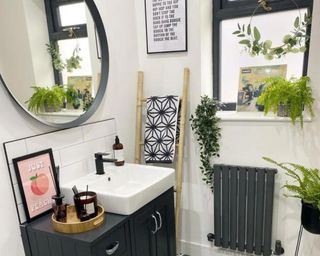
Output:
[{"left": 94, "top": 152, "right": 117, "bottom": 175}]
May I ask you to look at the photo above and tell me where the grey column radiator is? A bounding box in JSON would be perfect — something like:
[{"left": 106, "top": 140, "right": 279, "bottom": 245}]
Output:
[{"left": 212, "top": 164, "right": 277, "bottom": 256}]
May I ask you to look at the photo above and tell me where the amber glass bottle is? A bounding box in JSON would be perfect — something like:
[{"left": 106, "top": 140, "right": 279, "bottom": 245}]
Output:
[{"left": 113, "top": 136, "right": 125, "bottom": 166}]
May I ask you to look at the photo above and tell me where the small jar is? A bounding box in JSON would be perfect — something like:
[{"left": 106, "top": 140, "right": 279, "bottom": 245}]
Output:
[{"left": 52, "top": 194, "right": 67, "bottom": 223}]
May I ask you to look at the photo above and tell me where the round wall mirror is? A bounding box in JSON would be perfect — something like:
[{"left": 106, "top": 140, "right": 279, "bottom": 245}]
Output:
[{"left": 0, "top": 0, "right": 109, "bottom": 128}]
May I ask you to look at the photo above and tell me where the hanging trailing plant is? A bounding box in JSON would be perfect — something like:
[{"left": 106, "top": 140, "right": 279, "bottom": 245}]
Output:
[
  {"left": 66, "top": 45, "right": 82, "bottom": 72},
  {"left": 233, "top": 1, "right": 312, "bottom": 60},
  {"left": 190, "top": 96, "right": 222, "bottom": 191},
  {"left": 46, "top": 43, "right": 65, "bottom": 71}
]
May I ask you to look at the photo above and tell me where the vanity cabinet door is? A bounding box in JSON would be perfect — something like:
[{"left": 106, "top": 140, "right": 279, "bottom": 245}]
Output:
[
  {"left": 131, "top": 188, "right": 176, "bottom": 256},
  {"left": 131, "top": 206, "right": 157, "bottom": 256},
  {"left": 154, "top": 189, "right": 176, "bottom": 256}
]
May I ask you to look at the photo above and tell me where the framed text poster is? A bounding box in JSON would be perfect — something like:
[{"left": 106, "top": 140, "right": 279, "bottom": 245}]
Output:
[
  {"left": 145, "top": 0, "right": 187, "bottom": 54},
  {"left": 13, "top": 149, "right": 58, "bottom": 222}
]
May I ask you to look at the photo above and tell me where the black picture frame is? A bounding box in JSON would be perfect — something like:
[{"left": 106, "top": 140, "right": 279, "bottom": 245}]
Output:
[
  {"left": 12, "top": 149, "right": 58, "bottom": 223},
  {"left": 145, "top": 0, "right": 188, "bottom": 54}
]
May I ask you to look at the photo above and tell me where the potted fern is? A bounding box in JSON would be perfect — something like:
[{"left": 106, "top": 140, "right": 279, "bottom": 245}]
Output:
[
  {"left": 257, "top": 76, "right": 314, "bottom": 127},
  {"left": 27, "top": 85, "right": 66, "bottom": 113},
  {"left": 263, "top": 157, "right": 320, "bottom": 234},
  {"left": 190, "top": 96, "right": 222, "bottom": 191}
]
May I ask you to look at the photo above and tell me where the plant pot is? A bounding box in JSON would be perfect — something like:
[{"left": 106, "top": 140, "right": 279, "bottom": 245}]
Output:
[
  {"left": 301, "top": 201, "right": 320, "bottom": 234},
  {"left": 277, "top": 103, "right": 289, "bottom": 117}
]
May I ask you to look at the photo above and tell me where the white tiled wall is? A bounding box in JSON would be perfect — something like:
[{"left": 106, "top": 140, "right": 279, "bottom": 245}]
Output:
[{"left": 3, "top": 119, "right": 116, "bottom": 224}]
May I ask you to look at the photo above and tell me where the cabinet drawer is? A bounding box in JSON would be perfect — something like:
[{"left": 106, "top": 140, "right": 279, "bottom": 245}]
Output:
[{"left": 93, "top": 223, "right": 130, "bottom": 256}]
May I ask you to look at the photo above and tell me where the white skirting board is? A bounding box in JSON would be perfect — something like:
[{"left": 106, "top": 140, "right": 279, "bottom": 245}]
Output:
[{"left": 179, "top": 240, "right": 248, "bottom": 256}]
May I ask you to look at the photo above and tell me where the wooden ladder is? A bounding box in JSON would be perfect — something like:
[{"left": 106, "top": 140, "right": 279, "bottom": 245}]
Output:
[{"left": 134, "top": 68, "right": 190, "bottom": 248}]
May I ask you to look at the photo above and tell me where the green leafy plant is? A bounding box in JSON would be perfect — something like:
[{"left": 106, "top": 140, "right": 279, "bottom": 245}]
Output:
[
  {"left": 82, "top": 87, "right": 94, "bottom": 111},
  {"left": 257, "top": 76, "right": 314, "bottom": 127},
  {"left": 27, "top": 85, "right": 66, "bottom": 113},
  {"left": 66, "top": 46, "right": 82, "bottom": 72},
  {"left": 233, "top": 11, "right": 311, "bottom": 60},
  {"left": 263, "top": 157, "right": 320, "bottom": 211},
  {"left": 190, "top": 96, "right": 222, "bottom": 191},
  {"left": 46, "top": 43, "right": 65, "bottom": 71},
  {"left": 46, "top": 43, "right": 82, "bottom": 73}
]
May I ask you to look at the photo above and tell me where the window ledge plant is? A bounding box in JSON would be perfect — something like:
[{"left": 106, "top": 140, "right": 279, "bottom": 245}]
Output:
[
  {"left": 257, "top": 76, "right": 314, "bottom": 127},
  {"left": 263, "top": 157, "right": 320, "bottom": 234},
  {"left": 27, "top": 85, "right": 66, "bottom": 113},
  {"left": 190, "top": 96, "right": 222, "bottom": 191}
]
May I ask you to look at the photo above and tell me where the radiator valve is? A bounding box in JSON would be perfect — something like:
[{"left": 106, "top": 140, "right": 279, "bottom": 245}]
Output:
[{"left": 273, "top": 240, "right": 284, "bottom": 255}]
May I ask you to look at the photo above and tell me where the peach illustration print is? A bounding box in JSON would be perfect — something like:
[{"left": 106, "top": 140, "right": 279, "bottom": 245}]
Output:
[{"left": 30, "top": 173, "right": 49, "bottom": 196}]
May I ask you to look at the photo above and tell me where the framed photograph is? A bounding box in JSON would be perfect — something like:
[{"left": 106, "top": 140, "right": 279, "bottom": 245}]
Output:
[
  {"left": 13, "top": 149, "right": 58, "bottom": 222},
  {"left": 237, "top": 64, "right": 287, "bottom": 112},
  {"left": 145, "top": 0, "right": 187, "bottom": 54}
]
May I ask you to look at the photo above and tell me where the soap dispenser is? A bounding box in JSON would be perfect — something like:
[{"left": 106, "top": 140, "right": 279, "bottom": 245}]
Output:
[{"left": 113, "top": 136, "right": 125, "bottom": 166}]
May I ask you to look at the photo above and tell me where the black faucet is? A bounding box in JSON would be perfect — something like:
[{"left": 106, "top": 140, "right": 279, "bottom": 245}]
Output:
[{"left": 94, "top": 152, "right": 117, "bottom": 175}]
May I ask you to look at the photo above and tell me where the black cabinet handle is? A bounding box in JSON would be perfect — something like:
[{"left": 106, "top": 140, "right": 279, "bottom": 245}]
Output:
[
  {"left": 151, "top": 214, "right": 158, "bottom": 234},
  {"left": 155, "top": 211, "right": 162, "bottom": 231},
  {"left": 105, "top": 241, "right": 119, "bottom": 255}
]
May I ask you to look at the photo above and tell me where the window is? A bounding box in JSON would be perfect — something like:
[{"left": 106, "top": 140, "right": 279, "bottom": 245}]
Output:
[
  {"left": 44, "top": 0, "right": 91, "bottom": 85},
  {"left": 213, "top": 0, "right": 313, "bottom": 110}
]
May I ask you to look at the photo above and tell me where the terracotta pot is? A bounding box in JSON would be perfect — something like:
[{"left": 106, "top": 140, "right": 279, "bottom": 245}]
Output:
[{"left": 301, "top": 201, "right": 320, "bottom": 234}]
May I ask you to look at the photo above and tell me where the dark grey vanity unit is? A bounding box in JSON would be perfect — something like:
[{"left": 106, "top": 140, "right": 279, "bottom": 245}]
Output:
[{"left": 20, "top": 188, "right": 175, "bottom": 256}]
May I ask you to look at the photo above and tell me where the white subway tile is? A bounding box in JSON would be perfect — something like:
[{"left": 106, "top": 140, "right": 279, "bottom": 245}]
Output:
[
  {"left": 59, "top": 143, "right": 90, "bottom": 167},
  {"left": 9, "top": 164, "right": 17, "bottom": 185},
  {"left": 26, "top": 127, "right": 83, "bottom": 152},
  {"left": 81, "top": 119, "right": 116, "bottom": 141},
  {"left": 18, "top": 204, "right": 27, "bottom": 224},
  {"left": 58, "top": 136, "right": 105, "bottom": 167},
  {"left": 4, "top": 140, "right": 27, "bottom": 164},
  {"left": 106, "top": 135, "right": 115, "bottom": 152},
  {"left": 59, "top": 161, "right": 89, "bottom": 185},
  {"left": 14, "top": 184, "right": 22, "bottom": 205},
  {"left": 53, "top": 150, "right": 61, "bottom": 167}
]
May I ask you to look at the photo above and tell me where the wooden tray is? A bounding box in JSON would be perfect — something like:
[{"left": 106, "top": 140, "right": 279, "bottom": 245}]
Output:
[{"left": 51, "top": 205, "right": 105, "bottom": 234}]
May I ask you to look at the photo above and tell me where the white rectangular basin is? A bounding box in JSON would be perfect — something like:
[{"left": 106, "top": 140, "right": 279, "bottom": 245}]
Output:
[{"left": 61, "top": 163, "right": 175, "bottom": 215}]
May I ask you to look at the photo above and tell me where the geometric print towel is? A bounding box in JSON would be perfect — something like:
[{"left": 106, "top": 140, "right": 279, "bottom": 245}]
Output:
[{"left": 144, "top": 95, "right": 180, "bottom": 163}]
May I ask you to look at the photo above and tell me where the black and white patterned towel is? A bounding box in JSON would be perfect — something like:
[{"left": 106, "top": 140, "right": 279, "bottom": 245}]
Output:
[{"left": 144, "top": 95, "right": 180, "bottom": 163}]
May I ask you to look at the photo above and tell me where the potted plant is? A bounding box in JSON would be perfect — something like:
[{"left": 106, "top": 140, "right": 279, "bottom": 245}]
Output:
[
  {"left": 66, "top": 86, "right": 81, "bottom": 109},
  {"left": 263, "top": 157, "right": 320, "bottom": 234},
  {"left": 27, "top": 85, "right": 66, "bottom": 113},
  {"left": 190, "top": 96, "right": 222, "bottom": 191},
  {"left": 257, "top": 76, "right": 314, "bottom": 127}
]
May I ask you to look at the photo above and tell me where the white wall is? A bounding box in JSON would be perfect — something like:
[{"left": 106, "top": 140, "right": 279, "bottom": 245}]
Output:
[
  {"left": 0, "top": 0, "right": 138, "bottom": 255},
  {"left": 134, "top": 0, "right": 320, "bottom": 255}
]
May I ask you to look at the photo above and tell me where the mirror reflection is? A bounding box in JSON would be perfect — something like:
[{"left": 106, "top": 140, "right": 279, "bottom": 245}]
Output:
[{"left": 0, "top": 0, "right": 102, "bottom": 124}]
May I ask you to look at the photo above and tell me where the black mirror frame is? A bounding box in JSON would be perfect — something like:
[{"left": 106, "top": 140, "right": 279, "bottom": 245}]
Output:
[
  {"left": 212, "top": 0, "right": 313, "bottom": 111},
  {"left": 0, "top": 0, "right": 109, "bottom": 129}
]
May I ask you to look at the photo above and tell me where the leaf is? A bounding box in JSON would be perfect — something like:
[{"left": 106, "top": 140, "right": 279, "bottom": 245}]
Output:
[
  {"left": 232, "top": 31, "right": 240, "bottom": 35},
  {"left": 294, "top": 16, "right": 300, "bottom": 28},
  {"left": 239, "top": 39, "right": 251, "bottom": 46},
  {"left": 254, "top": 27, "right": 261, "bottom": 41},
  {"left": 247, "top": 24, "right": 251, "bottom": 35},
  {"left": 237, "top": 23, "right": 241, "bottom": 30},
  {"left": 264, "top": 40, "right": 272, "bottom": 49}
]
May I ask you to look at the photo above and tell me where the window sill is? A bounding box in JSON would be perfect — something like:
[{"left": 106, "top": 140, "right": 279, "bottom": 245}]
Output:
[{"left": 216, "top": 111, "right": 312, "bottom": 123}]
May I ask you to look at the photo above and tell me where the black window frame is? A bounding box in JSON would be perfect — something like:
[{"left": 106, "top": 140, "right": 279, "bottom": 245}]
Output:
[
  {"left": 213, "top": 0, "right": 314, "bottom": 110},
  {"left": 44, "top": 0, "right": 88, "bottom": 84}
]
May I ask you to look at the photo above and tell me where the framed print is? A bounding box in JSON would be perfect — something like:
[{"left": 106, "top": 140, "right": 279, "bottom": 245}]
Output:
[
  {"left": 236, "top": 64, "right": 287, "bottom": 112},
  {"left": 13, "top": 149, "right": 58, "bottom": 222},
  {"left": 145, "top": 0, "right": 187, "bottom": 54}
]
